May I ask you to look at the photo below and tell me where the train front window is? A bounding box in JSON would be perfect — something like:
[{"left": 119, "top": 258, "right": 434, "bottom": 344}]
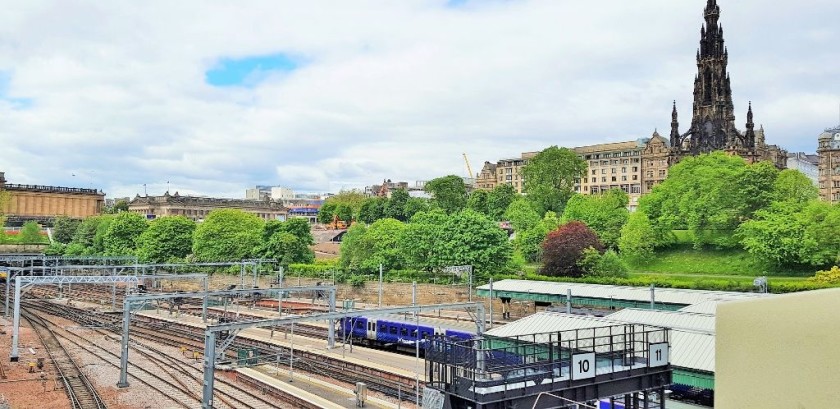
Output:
[{"left": 390, "top": 327, "right": 397, "bottom": 335}]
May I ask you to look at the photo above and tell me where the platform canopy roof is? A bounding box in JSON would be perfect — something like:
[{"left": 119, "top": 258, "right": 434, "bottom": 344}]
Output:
[
  {"left": 478, "top": 279, "right": 769, "bottom": 306},
  {"left": 606, "top": 308, "right": 716, "bottom": 333},
  {"left": 486, "top": 311, "right": 715, "bottom": 373}
]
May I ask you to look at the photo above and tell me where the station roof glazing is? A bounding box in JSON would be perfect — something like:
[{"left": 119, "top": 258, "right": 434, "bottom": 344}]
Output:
[
  {"left": 486, "top": 311, "right": 716, "bottom": 373},
  {"left": 478, "top": 279, "right": 768, "bottom": 306}
]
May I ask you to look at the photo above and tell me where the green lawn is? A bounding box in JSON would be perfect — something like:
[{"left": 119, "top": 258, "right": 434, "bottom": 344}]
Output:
[{"left": 629, "top": 246, "right": 814, "bottom": 278}]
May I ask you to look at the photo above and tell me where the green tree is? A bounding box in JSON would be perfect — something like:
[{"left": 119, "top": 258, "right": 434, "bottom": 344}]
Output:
[
  {"left": 338, "top": 223, "right": 370, "bottom": 272},
  {"left": 358, "top": 198, "right": 386, "bottom": 224},
  {"left": 317, "top": 190, "right": 366, "bottom": 223},
  {"left": 72, "top": 216, "right": 108, "bottom": 250},
  {"left": 91, "top": 215, "right": 115, "bottom": 255},
  {"left": 504, "top": 198, "right": 541, "bottom": 232},
  {"left": 103, "top": 212, "right": 148, "bottom": 255},
  {"left": 403, "top": 197, "right": 430, "bottom": 220},
  {"left": 384, "top": 188, "right": 411, "bottom": 221},
  {"left": 618, "top": 211, "right": 657, "bottom": 264},
  {"left": 193, "top": 209, "right": 264, "bottom": 261},
  {"left": 18, "top": 221, "right": 43, "bottom": 244},
  {"left": 738, "top": 200, "right": 840, "bottom": 267},
  {"left": 466, "top": 189, "right": 490, "bottom": 216},
  {"left": 424, "top": 175, "right": 467, "bottom": 214},
  {"left": 255, "top": 218, "right": 315, "bottom": 265},
  {"left": 514, "top": 211, "right": 561, "bottom": 262},
  {"left": 135, "top": 216, "right": 196, "bottom": 263},
  {"left": 52, "top": 217, "right": 81, "bottom": 244},
  {"left": 487, "top": 184, "right": 517, "bottom": 221},
  {"left": 577, "top": 248, "right": 629, "bottom": 278},
  {"left": 434, "top": 209, "right": 512, "bottom": 277},
  {"left": 561, "top": 189, "right": 629, "bottom": 248},
  {"left": 401, "top": 210, "right": 448, "bottom": 271},
  {"left": 772, "top": 169, "right": 818, "bottom": 203},
  {"left": 257, "top": 232, "right": 314, "bottom": 266},
  {"left": 639, "top": 152, "right": 779, "bottom": 248},
  {"left": 360, "top": 218, "right": 407, "bottom": 272},
  {"left": 317, "top": 201, "right": 337, "bottom": 224},
  {"left": 522, "top": 146, "right": 588, "bottom": 215}
]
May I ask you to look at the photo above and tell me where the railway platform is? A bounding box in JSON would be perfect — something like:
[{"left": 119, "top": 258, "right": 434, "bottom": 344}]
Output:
[{"left": 237, "top": 366, "right": 399, "bottom": 408}]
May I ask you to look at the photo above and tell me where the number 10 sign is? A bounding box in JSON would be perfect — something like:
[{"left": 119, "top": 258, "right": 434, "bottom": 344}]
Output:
[{"left": 571, "top": 352, "right": 596, "bottom": 380}]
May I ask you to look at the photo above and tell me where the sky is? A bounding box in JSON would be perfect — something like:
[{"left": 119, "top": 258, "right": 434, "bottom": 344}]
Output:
[{"left": 1, "top": 0, "right": 839, "bottom": 199}]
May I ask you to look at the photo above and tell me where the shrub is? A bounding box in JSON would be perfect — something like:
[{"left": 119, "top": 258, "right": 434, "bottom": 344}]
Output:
[
  {"left": 18, "top": 221, "right": 44, "bottom": 244},
  {"left": 578, "top": 248, "right": 629, "bottom": 278},
  {"left": 541, "top": 221, "right": 604, "bottom": 277},
  {"left": 809, "top": 266, "right": 840, "bottom": 284}
]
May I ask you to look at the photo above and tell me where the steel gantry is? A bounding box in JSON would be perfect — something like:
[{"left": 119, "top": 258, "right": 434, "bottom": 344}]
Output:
[
  {"left": 201, "top": 302, "right": 486, "bottom": 409},
  {"left": 116, "top": 285, "right": 337, "bottom": 388},
  {"left": 9, "top": 274, "right": 140, "bottom": 361}
]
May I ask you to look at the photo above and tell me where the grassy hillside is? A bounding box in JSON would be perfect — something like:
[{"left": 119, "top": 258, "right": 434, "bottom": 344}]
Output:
[{"left": 628, "top": 246, "right": 814, "bottom": 278}]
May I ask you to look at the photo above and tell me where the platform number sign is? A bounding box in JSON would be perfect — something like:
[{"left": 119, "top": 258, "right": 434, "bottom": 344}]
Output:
[
  {"left": 648, "top": 343, "right": 669, "bottom": 367},
  {"left": 571, "top": 352, "right": 596, "bottom": 380}
]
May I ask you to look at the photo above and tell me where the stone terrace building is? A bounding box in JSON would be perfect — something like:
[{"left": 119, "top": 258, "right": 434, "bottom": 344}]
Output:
[
  {"left": 128, "top": 191, "right": 288, "bottom": 221},
  {"left": 575, "top": 140, "right": 645, "bottom": 210},
  {"left": 0, "top": 171, "right": 105, "bottom": 225},
  {"left": 817, "top": 126, "right": 840, "bottom": 203}
]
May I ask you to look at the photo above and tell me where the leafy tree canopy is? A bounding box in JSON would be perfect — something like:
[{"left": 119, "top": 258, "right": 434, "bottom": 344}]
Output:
[
  {"left": 18, "top": 221, "right": 43, "bottom": 244},
  {"left": 466, "top": 189, "right": 489, "bottom": 216},
  {"left": 639, "top": 152, "right": 779, "bottom": 248},
  {"left": 193, "top": 209, "right": 264, "bottom": 261},
  {"left": 401, "top": 209, "right": 449, "bottom": 271},
  {"left": 514, "top": 211, "right": 561, "bottom": 262},
  {"left": 358, "top": 197, "right": 387, "bottom": 224},
  {"left": 522, "top": 146, "right": 587, "bottom": 215},
  {"left": 103, "top": 212, "right": 148, "bottom": 255},
  {"left": 561, "top": 189, "right": 629, "bottom": 248},
  {"left": 136, "top": 216, "right": 196, "bottom": 263},
  {"left": 317, "top": 190, "right": 366, "bottom": 223},
  {"left": 433, "top": 209, "right": 512, "bottom": 277},
  {"left": 52, "top": 216, "right": 81, "bottom": 244},
  {"left": 487, "top": 184, "right": 517, "bottom": 221},
  {"left": 737, "top": 200, "right": 840, "bottom": 267},
  {"left": 618, "top": 211, "right": 657, "bottom": 265},
  {"left": 384, "top": 188, "right": 410, "bottom": 221},
  {"left": 504, "top": 198, "right": 541, "bottom": 232},
  {"left": 255, "top": 218, "right": 316, "bottom": 266},
  {"left": 424, "top": 175, "right": 467, "bottom": 214},
  {"left": 772, "top": 169, "right": 818, "bottom": 203}
]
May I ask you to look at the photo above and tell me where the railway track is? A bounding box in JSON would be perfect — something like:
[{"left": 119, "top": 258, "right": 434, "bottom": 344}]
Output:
[
  {"left": 23, "top": 301, "right": 303, "bottom": 408},
  {"left": 16, "top": 289, "right": 422, "bottom": 405},
  {"left": 21, "top": 310, "right": 107, "bottom": 409}
]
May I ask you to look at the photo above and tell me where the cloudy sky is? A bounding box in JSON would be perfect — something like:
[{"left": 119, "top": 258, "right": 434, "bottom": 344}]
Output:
[{"left": 1, "top": 0, "right": 839, "bottom": 198}]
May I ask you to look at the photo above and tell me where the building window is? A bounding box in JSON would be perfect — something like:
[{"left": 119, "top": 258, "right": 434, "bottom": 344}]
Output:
[
  {"left": 601, "top": 169, "right": 606, "bottom": 174},
  {"left": 611, "top": 176, "right": 617, "bottom": 182},
  {"left": 646, "top": 171, "right": 654, "bottom": 178},
  {"left": 632, "top": 166, "right": 638, "bottom": 172},
  {"left": 622, "top": 176, "right": 627, "bottom": 181},
  {"left": 611, "top": 168, "right": 616, "bottom": 174},
  {"left": 601, "top": 177, "right": 607, "bottom": 182},
  {"left": 621, "top": 167, "right": 627, "bottom": 173},
  {"left": 591, "top": 177, "right": 597, "bottom": 183},
  {"left": 659, "top": 170, "right": 667, "bottom": 178},
  {"left": 592, "top": 170, "right": 596, "bottom": 175},
  {"left": 632, "top": 175, "right": 638, "bottom": 181}
]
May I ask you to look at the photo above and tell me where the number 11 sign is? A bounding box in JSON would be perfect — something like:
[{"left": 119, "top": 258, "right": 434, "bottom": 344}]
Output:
[{"left": 649, "top": 343, "right": 669, "bottom": 367}]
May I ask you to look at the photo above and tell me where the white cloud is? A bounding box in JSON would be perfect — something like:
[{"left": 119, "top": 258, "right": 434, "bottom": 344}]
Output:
[{"left": 0, "top": 0, "right": 838, "bottom": 198}]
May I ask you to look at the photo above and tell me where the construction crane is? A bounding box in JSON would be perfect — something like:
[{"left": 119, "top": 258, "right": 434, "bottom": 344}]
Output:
[{"left": 462, "top": 153, "right": 475, "bottom": 178}]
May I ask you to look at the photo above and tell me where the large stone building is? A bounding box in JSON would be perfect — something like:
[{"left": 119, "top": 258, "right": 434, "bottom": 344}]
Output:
[
  {"left": 817, "top": 126, "right": 840, "bottom": 203},
  {"left": 128, "top": 192, "right": 287, "bottom": 222},
  {"left": 668, "top": 0, "right": 786, "bottom": 169},
  {"left": 0, "top": 171, "right": 105, "bottom": 225},
  {"left": 575, "top": 140, "right": 645, "bottom": 209}
]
